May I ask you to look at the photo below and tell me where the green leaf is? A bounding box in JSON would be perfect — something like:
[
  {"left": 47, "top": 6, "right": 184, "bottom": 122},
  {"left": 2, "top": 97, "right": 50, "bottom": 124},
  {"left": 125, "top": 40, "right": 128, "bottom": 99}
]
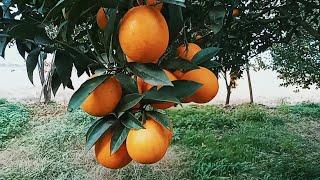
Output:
[
  {"left": 158, "top": 80, "right": 202, "bottom": 100},
  {"left": 51, "top": 70, "right": 62, "bottom": 96},
  {"left": 101, "top": 0, "right": 118, "bottom": 8},
  {"left": 0, "top": 35, "right": 9, "bottom": 58},
  {"left": 85, "top": 116, "right": 116, "bottom": 152},
  {"left": 160, "top": 57, "right": 198, "bottom": 71},
  {"left": 167, "top": 4, "right": 184, "bottom": 42},
  {"left": 201, "top": 60, "right": 221, "bottom": 69},
  {"left": 68, "top": 75, "right": 109, "bottom": 111},
  {"left": 111, "top": 125, "right": 129, "bottom": 154},
  {"left": 192, "top": 47, "right": 221, "bottom": 65},
  {"left": 129, "top": 63, "right": 173, "bottom": 86},
  {"left": 143, "top": 89, "right": 180, "bottom": 104},
  {"left": 43, "top": 0, "right": 69, "bottom": 22},
  {"left": 61, "top": 44, "right": 92, "bottom": 77},
  {"left": 121, "top": 112, "right": 144, "bottom": 130},
  {"left": 55, "top": 50, "right": 73, "bottom": 87},
  {"left": 208, "top": 6, "right": 226, "bottom": 34},
  {"left": 16, "top": 40, "right": 28, "bottom": 59},
  {"left": 116, "top": 74, "right": 138, "bottom": 94},
  {"left": 103, "top": 8, "right": 117, "bottom": 56},
  {"left": 146, "top": 111, "right": 170, "bottom": 129},
  {"left": 8, "top": 23, "right": 38, "bottom": 40},
  {"left": 26, "top": 47, "right": 41, "bottom": 84},
  {"left": 116, "top": 93, "right": 144, "bottom": 115},
  {"left": 163, "top": 0, "right": 185, "bottom": 7}
]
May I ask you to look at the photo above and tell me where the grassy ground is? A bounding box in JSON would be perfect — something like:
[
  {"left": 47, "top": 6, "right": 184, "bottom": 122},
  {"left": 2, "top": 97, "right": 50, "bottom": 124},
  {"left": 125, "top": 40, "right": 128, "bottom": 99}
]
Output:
[{"left": 0, "top": 100, "right": 319, "bottom": 180}]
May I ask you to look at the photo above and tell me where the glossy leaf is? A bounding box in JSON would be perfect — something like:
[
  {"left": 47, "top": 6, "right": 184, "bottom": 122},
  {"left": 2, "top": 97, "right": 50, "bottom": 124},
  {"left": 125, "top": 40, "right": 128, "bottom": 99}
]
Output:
[
  {"left": 146, "top": 111, "right": 170, "bottom": 129},
  {"left": 8, "top": 23, "right": 43, "bottom": 40},
  {"left": 208, "top": 6, "right": 226, "bottom": 34},
  {"left": 164, "top": 0, "right": 185, "bottom": 7},
  {"left": 116, "top": 74, "right": 138, "bottom": 94},
  {"left": 143, "top": 89, "right": 180, "bottom": 104},
  {"left": 0, "top": 35, "right": 8, "bottom": 58},
  {"left": 85, "top": 116, "right": 116, "bottom": 152},
  {"left": 129, "top": 63, "right": 173, "bottom": 86},
  {"left": 26, "top": 47, "right": 41, "bottom": 84},
  {"left": 55, "top": 50, "right": 73, "bottom": 87},
  {"left": 68, "top": 75, "right": 109, "bottom": 111},
  {"left": 121, "top": 112, "right": 144, "bottom": 130},
  {"left": 111, "top": 125, "right": 129, "bottom": 154},
  {"left": 192, "top": 47, "right": 221, "bottom": 65},
  {"left": 51, "top": 70, "right": 62, "bottom": 96},
  {"left": 116, "top": 93, "right": 144, "bottom": 115},
  {"left": 158, "top": 80, "right": 203, "bottom": 100}
]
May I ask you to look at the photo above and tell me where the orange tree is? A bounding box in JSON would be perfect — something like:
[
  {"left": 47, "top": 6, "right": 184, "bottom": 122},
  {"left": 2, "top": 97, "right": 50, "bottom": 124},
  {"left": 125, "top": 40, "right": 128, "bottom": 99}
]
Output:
[
  {"left": 0, "top": 0, "right": 221, "bottom": 169},
  {"left": 185, "top": 0, "right": 320, "bottom": 104}
]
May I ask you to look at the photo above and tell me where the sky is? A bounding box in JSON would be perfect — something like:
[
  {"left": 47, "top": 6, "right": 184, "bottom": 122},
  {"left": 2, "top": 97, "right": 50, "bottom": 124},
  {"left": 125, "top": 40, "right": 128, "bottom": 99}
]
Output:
[{"left": 0, "top": 44, "right": 319, "bottom": 105}]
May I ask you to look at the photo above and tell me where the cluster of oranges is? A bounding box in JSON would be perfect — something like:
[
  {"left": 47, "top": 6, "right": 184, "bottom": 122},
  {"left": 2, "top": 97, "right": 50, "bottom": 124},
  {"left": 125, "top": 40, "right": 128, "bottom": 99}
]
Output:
[{"left": 81, "top": 1, "right": 219, "bottom": 169}]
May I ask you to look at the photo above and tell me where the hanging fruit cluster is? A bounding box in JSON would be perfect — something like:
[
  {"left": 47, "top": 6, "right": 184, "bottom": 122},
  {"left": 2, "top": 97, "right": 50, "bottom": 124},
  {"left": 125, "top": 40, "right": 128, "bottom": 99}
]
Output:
[
  {"left": 69, "top": 1, "right": 221, "bottom": 169},
  {"left": 0, "top": 0, "right": 224, "bottom": 170}
]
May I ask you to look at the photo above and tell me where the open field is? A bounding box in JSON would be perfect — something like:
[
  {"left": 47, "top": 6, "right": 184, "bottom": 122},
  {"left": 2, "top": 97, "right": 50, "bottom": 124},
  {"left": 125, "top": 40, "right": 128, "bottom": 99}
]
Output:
[
  {"left": 1, "top": 99, "right": 320, "bottom": 179},
  {"left": 1, "top": 49, "right": 320, "bottom": 105}
]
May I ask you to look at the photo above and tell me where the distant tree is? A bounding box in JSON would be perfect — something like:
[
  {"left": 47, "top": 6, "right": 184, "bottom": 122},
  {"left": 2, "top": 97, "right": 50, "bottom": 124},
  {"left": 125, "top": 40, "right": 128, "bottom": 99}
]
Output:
[
  {"left": 271, "top": 36, "right": 320, "bottom": 89},
  {"left": 186, "top": 0, "right": 320, "bottom": 105}
]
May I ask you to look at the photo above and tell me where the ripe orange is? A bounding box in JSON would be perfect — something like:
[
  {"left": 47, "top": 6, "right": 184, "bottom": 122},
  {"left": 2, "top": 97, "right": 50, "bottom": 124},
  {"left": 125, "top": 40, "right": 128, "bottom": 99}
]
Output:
[
  {"left": 146, "top": 0, "right": 163, "bottom": 11},
  {"left": 181, "top": 67, "right": 219, "bottom": 103},
  {"left": 177, "top": 43, "right": 201, "bottom": 61},
  {"left": 96, "top": 7, "right": 108, "bottom": 30},
  {"left": 232, "top": 8, "right": 240, "bottom": 17},
  {"left": 95, "top": 130, "right": 132, "bottom": 169},
  {"left": 119, "top": 6, "right": 169, "bottom": 63},
  {"left": 174, "top": 43, "right": 202, "bottom": 79},
  {"left": 137, "top": 76, "right": 148, "bottom": 93},
  {"left": 81, "top": 76, "right": 122, "bottom": 117},
  {"left": 126, "top": 118, "right": 170, "bottom": 164}
]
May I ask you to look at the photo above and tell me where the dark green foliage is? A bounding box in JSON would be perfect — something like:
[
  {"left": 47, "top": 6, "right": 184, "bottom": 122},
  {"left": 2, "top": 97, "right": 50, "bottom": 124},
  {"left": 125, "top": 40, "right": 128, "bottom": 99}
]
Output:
[{"left": 272, "top": 37, "right": 320, "bottom": 89}]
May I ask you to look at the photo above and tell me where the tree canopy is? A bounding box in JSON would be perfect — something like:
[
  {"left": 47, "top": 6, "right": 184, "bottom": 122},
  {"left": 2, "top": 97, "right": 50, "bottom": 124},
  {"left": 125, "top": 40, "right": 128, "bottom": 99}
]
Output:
[{"left": 272, "top": 36, "right": 320, "bottom": 89}]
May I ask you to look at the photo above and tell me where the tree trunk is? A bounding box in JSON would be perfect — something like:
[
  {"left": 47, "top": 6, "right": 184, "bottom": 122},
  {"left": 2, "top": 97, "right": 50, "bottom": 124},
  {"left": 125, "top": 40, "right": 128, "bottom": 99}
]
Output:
[
  {"left": 223, "top": 71, "right": 232, "bottom": 105},
  {"left": 246, "top": 64, "right": 254, "bottom": 104},
  {"left": 225, "top": 84, "right": 232, "bottom": 105},
  {"left": 38, "top": 52, "right": 52, "bottom": 104}
]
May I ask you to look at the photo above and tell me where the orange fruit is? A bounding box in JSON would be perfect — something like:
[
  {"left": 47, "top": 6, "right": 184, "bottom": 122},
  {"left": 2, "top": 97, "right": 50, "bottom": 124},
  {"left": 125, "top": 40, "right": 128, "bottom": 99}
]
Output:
[
  {"left": 181, "top": 67, "right": 219, "bottom": 103},
  {"left": 81, "top": 76, "right": 122, "bottom": 117},
  {"left": 174, "top": 43, "right": 202, "bottom": 79},
  {"left": 173, "top": 70, "right": 185, "bottom": 79},
  {"left": 177, "top": 43, "right": 201, "bottom": 61},
  {"left": 126, "top": 118, "right": 170, "bottom": 164},
  {"left": 232, "top": 8, "right": 240, "bottom": 17},
  {"left": 95, "top": 130, "right": 132, "bottom": 169},
  {"left": 137, "top": 76, "right": 148, "bottom": 94},
  {"left": 119, "top": 6, "right": 169, "bottom": 63},
  {"left": 96, "top": 7, "right": 108, "bottom": 30},
  {"left": 146, "top": 0, "right": 163, "bottom": 11}
]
